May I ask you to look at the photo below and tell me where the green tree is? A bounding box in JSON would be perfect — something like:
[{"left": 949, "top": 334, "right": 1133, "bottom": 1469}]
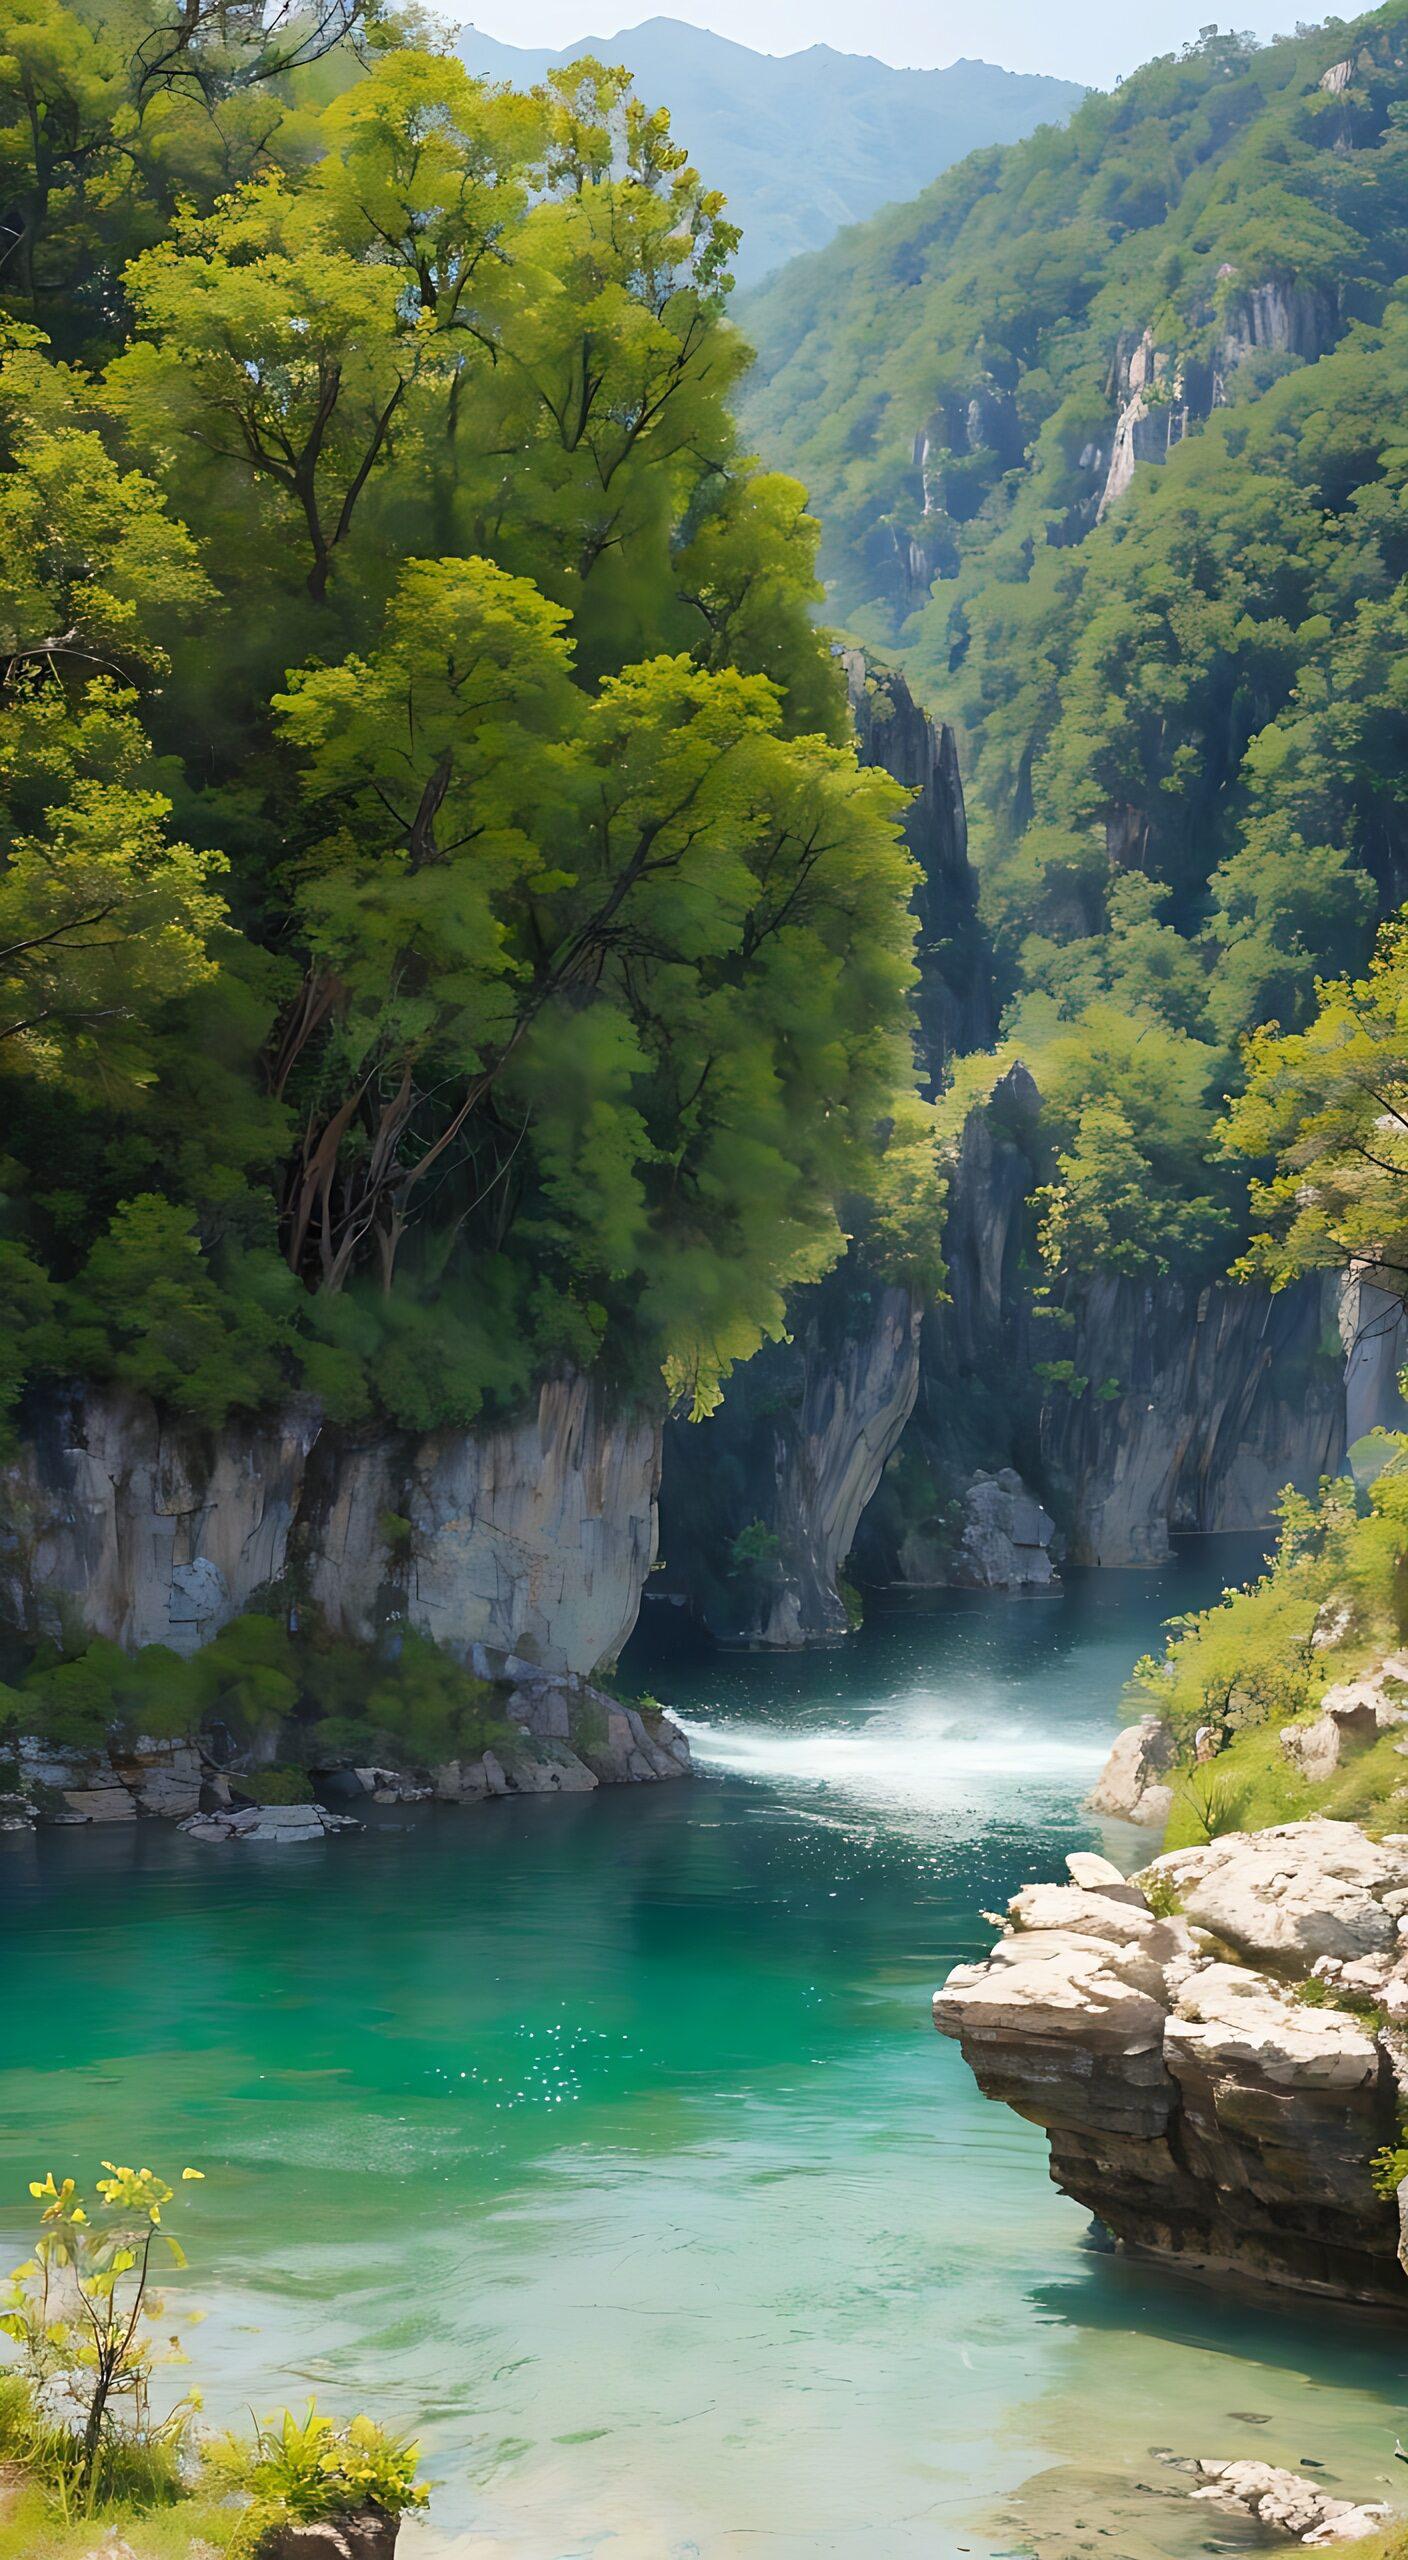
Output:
[
  {"left": 0, "top": 681, "right": 226, "bottom": 1093},
  {"left": 1221, "top": 910, "right": 1408, "bottom": 1300},
  {"left": 0, "top": 2159, "right": 205, "bottom": 2502}
]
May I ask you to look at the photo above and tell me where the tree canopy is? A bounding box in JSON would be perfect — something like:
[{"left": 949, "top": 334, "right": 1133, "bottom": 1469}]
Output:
[{"left": 0, "top": 5, "right": 935, "bottom": 1437}]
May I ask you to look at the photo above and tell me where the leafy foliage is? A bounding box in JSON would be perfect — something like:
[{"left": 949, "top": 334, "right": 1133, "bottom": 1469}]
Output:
[
  {"left": 1128, "top": 1453, "right": 1408, "bottom": 1846},
  {"left": 0, "top": 5, "right": 934, "bottom": 1436},
  {"left": 1221, "top": 911, "right": 1408, "bottom": 1301},
  {"left": 0, "top": 1610, "right": 515, "bottom": 1774},
  {"left": 204, "top": 2401, "right": 428, "bottom": 2548},
  {"left": 0, "top": 2160, "right": 204, "bottom": 2503}
]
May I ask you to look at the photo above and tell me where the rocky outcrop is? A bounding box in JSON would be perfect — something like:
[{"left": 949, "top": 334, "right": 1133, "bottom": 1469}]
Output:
[
  {"left": 945, "top": 1468, "right": 1055, "bottom": 1590},
  {"left": 1187, "top": 2459, "right": 1388, "bottom": 2545},
  {"left": 298, "top": 1376, "right": 659, "bottom": 1676},
  {"left": 1085, "top": 1714, "right": 1177, "bottom": 1826},
  {"left": 1283, "top": 1655, "right": 1408, "bottom": 1782},
  {"left": 1097, "top": 268, "right": 1335, "bottom": 520},
  {"left": 935, "top": 1823, "right": 1408, "bottom": 2304},
  {"left": 0, "top": 1377, "right": 660, "bottom": 1682},
  {"left": 652, "top": 651, "right": 992, "bottom": 1646},
  {"left": 3, "top": 1671, "right": 691, "bottom": 1835},
  {"left": 853, "top": 1063, "right": 1047, "bottom": 1594},
  {"left": 656, "top": 1277, "right": 922, "bottom": 1644},
  {"left": 862, "top": 1057, "right": 1407, "bottom": 1587}
]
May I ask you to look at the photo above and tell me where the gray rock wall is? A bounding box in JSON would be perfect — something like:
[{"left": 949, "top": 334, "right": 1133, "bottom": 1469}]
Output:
[
  {"left": 0, "top": 1376, "right": 660, "bottom": 1681},
  {"left": 656, "top": 1278, "right": 922, "bottom": 1644},
  {"left": 1040, "top": 1270, "right": 1349, "bottom": 1566}
]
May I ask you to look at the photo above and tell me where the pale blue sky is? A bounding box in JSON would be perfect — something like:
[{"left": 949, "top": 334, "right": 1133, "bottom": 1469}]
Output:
[{"left": 455, "top": 1, "right": 1301, "bottom": 90}]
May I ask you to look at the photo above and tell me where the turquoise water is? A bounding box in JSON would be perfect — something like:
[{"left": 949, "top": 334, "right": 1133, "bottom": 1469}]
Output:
[{"left": 3, "top": 1550, "right": 1408, "bottom": 2558}]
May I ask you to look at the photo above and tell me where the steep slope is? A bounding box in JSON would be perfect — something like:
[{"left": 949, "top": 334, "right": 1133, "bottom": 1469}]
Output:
[
  {"left": 456, "top": 18, "right": 1082, "bottom": 283},
  {"left": 741, "top": 9, "right": 1408, "bottom": 1306}
]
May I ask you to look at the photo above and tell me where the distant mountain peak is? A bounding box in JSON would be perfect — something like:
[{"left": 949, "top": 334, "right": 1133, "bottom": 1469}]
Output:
[{"left": 455, "top": 19, "right": 1083, "bottom": 284}]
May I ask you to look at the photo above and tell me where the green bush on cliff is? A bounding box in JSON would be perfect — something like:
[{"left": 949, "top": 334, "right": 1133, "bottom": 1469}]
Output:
[
  {"left": 1127, "top": 1465, "right": 1408, "bottom": 1748},
  {"left": 0, "top": 1614, "right": 511, "bottom": 1772}
]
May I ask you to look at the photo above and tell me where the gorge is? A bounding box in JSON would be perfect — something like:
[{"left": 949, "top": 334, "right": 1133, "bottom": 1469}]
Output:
[{"left": 11, "top": 0, "right": 1408, "bottom": 2553}]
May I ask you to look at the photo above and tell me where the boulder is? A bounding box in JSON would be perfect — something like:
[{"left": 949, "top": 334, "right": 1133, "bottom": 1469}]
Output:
[
  {"left": 1283, "top": 1663, "right": 1408, "bottom": 1782},
  {"left": 1149, "top": 1819, "right": 1408, "bottom": 1965},
  {"left": 1085, "top": 1715, "right": 1177, "bottom": 1825},
  {"left": 255, "top": 2509, "right": 399, "bottom": 2558},
  {"left": 947, "top": 1467, "right": 1056, "bottom": 1591},
  {"left": 59, "top": 1786, "right": 137, "bottom": 1824},
  {"left": 111, "top": 1739, "right": 203, "bottom": 1819},
  {"left": 178, "top": 1804, "right": 357, "bottom": 1845}
]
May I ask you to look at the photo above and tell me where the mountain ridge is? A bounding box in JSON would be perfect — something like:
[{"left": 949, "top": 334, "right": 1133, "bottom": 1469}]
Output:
[{"left": 455, "top": 16, "right": 1084, "bottom": 281}]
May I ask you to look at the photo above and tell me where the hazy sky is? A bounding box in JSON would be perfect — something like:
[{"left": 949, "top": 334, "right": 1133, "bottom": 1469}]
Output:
[{"left": 454, "top": 0, "right": 1301, "bottom": 89}]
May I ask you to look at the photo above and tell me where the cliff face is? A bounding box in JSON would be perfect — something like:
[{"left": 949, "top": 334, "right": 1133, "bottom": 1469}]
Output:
[
  {"left": 861, "top": 1065, "right": 1377, "bottom": 1588},
  {"left": 0, "top": 1375, "right": 659, "bottom": 1682},
  {"left": 656, "top": 1279, "right": 922, "bottom": 1644},
  {"left": 652, "top": 652, "right": 989, "bottom": 1646},
  {"left": 935, "top": 1824, "right": 1408, "bottom": 2305},
  {"left": 841, "top": 650, "right": 997, "bottom": 1080},
  {"left": 1039, "top": 1271, "right": 1347, "bottom": 1566}
]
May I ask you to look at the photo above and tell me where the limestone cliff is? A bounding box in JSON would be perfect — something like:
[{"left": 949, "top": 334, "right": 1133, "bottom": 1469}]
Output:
[
  {"left": 862, "top": 1066, "right": 1384, "bottom": 1588},
  {"left": 655, "top": 1279, "right": 922, "bottom": 1644},
  {"left": 1039, "top": 1271, "right": 1347, "bottom": 1565},
  {"left": 0, "top": 1375, "right": 659, "bottom": 1681},
  {"left": 653, "top": 651, "right": 989, "bottom": 1646},
  {"left": 841, "top": 650, "right": 996, "bottom": 1080},
  {"left": 935, "top": 1824, "right": 1408, "bottom": 2305}
]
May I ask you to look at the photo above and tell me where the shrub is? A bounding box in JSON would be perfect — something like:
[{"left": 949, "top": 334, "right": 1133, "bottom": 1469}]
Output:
[
  {"left": 203, "top": 2403, "right": 429, "bottom": 2551},
  {"left": 236, "top": 1766, "right": 314, "bottom": 1806},
  {"left": 1174, "top": 1768, "right": 1252, "bottom": 1843},
  {"left": 0, "top": 2160, "right": 204, "bottom": 2507},
  {"left": 1372, "top": 2138, "right": 1408, "bottom": 2201},
  {"left": 729, "top": 1520, "right": 782, "bottom": 1575},
  {"left": 1137, "top": 1872, "right": 1181, "bottom": 1918}
]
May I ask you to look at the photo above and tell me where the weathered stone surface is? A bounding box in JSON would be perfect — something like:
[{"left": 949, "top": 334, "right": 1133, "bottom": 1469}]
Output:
[
  {"left": 256, "top": 2506, "right": 399, "bottom": 2558},
  {"left": 111, "top": 1739, "right": 203, "bottom": 1819},
  {"left": 1085, "top": 1715, "right": 1177, "bottom": 1826},
  {"left": 179, "top": 1803, "right": 356, "bottom": 1844},
  {"left": 59, "top": 1785, "right": 137, "bottom": 1824},
  {"left": 946, "top": 1467, "right": 1056, "bottom": 1590},
  {"left": 657, "top": 1278, "right": 922, "bottom": 1645},
  {"left": 934, "top": 1821, "right": 1408, "bottom": 2302},
  {"left": 1, "top": 1375, "right": 662, "bottom": 1685},
  {"left": 1150, "top": 1819, "right": 1408, "bottom": 1966},
  {"left": 1041, "top": 1270, "right": 1348, "bottom": 1567},
  {"left": 301, "top": 1374, "right": 661, "bottom": 1679},
  {"left": 0, "top": 1391, "right": 318, "bottom": 1654}
]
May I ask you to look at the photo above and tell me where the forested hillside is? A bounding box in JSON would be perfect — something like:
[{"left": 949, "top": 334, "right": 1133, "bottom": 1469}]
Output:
[
  {"left": 742, "top": 7, "right": 1408, "bottom": 1288},
  {"left": 0, "top": 2, "right": 938, "bottom": 1448}
]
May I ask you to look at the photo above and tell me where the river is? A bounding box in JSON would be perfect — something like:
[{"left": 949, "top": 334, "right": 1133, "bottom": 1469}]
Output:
[{"left": 3, "top": 1547, "right": 1407, "bottom": 2558}]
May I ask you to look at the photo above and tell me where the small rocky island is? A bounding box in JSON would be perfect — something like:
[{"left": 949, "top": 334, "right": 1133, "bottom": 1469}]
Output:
[{"left": 935, "top": 1819, "right": 1408, "bottom": 2303}]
